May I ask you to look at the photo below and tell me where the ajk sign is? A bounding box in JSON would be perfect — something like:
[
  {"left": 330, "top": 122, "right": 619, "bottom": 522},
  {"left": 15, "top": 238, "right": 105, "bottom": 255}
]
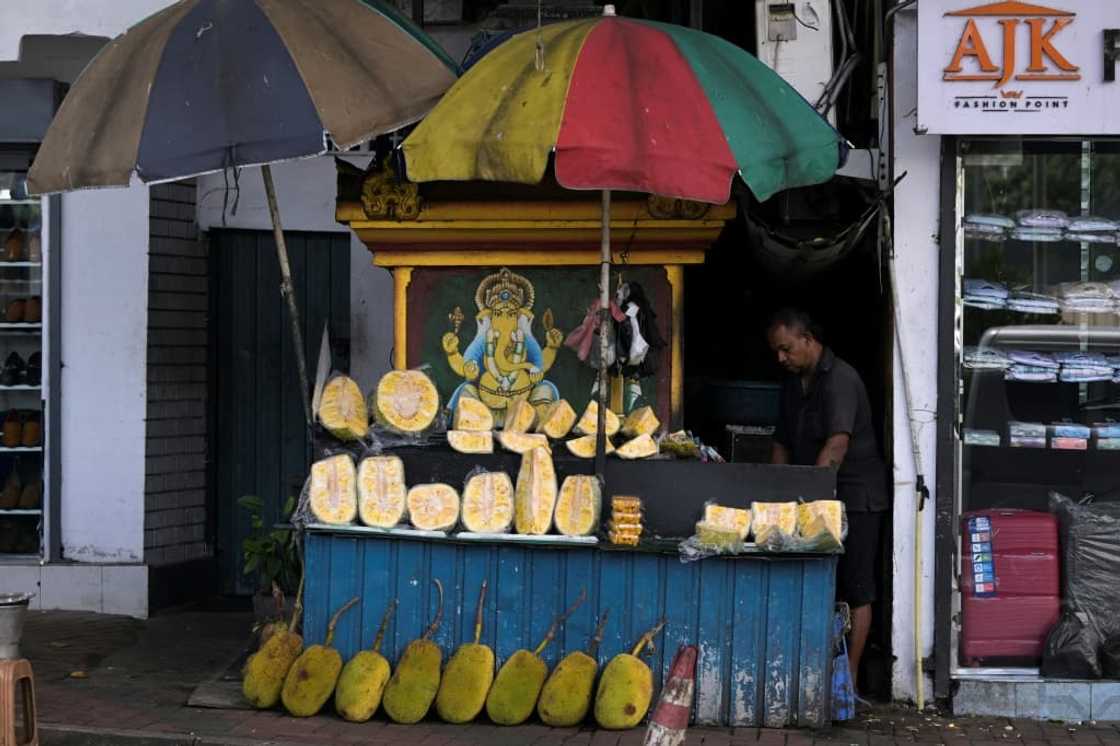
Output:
[{"left": 917, "top": 0, "right": 1120, "bottom": 134}]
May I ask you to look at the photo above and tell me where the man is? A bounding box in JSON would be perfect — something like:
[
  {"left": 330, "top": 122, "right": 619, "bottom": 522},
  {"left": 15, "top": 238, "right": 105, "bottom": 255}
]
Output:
[{"left": 767, "top": 308, "right": 888, "bottom": 699}]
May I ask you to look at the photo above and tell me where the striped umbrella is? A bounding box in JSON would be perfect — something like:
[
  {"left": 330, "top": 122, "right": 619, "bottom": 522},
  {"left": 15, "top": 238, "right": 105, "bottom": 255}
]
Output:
[
  {"left": 403, "top": 5, "right": 845, "bottom": 472},
  {"left": 29, "top": 0, "right": 458, "bottom": 423}
]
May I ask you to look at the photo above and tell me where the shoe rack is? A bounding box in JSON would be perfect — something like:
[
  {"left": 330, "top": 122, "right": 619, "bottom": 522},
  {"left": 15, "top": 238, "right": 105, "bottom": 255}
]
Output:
[{"left": 0, "top": 167, "right": 45, "bottom": 559}]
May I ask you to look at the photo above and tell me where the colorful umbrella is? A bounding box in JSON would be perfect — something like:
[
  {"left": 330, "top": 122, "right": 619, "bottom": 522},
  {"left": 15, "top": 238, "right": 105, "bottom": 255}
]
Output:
[
  {"left": 28, "top": 0, "right": 457, "bottom": 423},
  {"left": 403, "top": 5, "right": 844, "bottom": 471}
]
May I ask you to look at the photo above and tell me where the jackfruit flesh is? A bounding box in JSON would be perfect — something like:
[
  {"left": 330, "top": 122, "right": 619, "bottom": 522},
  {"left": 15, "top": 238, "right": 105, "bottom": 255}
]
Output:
[
  {"left": 575, "top": 401, "right": 621, "bottom": 437},
  {"left": 594, "top": 652, "right": 654, "bottom": 729},
  {"left": 447, "top": 430, "right": 494, "bottom": 454},
  {"left": 281, "top": 645, "right": 344, "bottom": 717},
  {"left": 407, "top": 483, "right": 460, "bottom": 531},
  {"left": 485, "top": 649, "right": 548, "bottom": 725},
  {"left": 537, "top": 650, "right": 597, "bottom": 726},
  {"left": 374, "top": 370, "right": 440, "bottom": 433},
  {"left": 621, "top": 406, "right": 660, "bottom": 438},
  {"left": 503, "top": 398, "right": 537, "bottom": 433},
  {"left": 611, "top": 496, "right": 642, "bottom": 513},
  {"left": 242, "top": 630, "right": 302, "bottom": 708},
  {"left": 608, "top": 530, "right": 640, "bottom": 546},
  {"left": 357, "top": 455, "right": 407, "bottom": 528},
  {"left": 499, "top": 431, "right": 551, "bottom": 454},
  {"left": 536, "top": 399, "right": 577, "bottom": 439},
  {"left": 615, "top": 434, "right": 658, "bottom": 460},
  {"left": 334, "top": 650, "right": 391, "bottom": 723},
  {"left": 565, "top": 434, "right": 614, "bottom": 458},
  {"left": 752, "top": 501, "right": 797, "bottom": 546},
  {"left": 797, "top": 500, "right": 844, "bottom": 550},
  {"left": 317, "top": 375, "right": 368, "bottom": 441},
  {"left": 514, "top": 446, "right": 557, "bottom": 535},
  {"left": 382, "top": 638, "right": 442, "bottom": 724},
  {"left": 435, "top": 642, "right": 494, "bottom": 723},
  {"left": 461, "top": 471, "right": 514, "bottom": 533},
  {"left": 703, "top": 504, "right": 752, "bottom": 540},
  {"left": 695, "top": 521, "right": 742, "bottom": 551},
  {"left": 554, "top": 476, "right": 601, "bottom": 536},
  {"left": 309, "top": 454, "right": 357, "bottom": 525},
  {"left": 453, "top": 397, "right": 493, "bottom": 432}
]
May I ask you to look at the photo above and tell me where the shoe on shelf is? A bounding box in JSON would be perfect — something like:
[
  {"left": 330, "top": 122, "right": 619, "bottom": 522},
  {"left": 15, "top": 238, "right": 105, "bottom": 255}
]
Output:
[
  {"left": 25, "top": 352, "right": 40, "bottom": 387},
  {"left": 0, "top": 353, "right": 25, "bottom": 387},
  {"left": 4, "top": 299, "right": 24, "bottom": 324},
  {"left": 2, "top": 229, "right": 23, "bottom": 262},
  {"left": 24, "top": 297, "right": 40, "bottom": 324},
  {"left": 3, "top": 410, "right": 22, "bottom": 449},
  {"left": 26, "top": 233, "right": 41, "bottom": 263},
  {"left": 17, "top": 480, "right": 41, "bottom": 509},
  {"left": 21, "top": 412, "right": 41, "bottom": 448}
]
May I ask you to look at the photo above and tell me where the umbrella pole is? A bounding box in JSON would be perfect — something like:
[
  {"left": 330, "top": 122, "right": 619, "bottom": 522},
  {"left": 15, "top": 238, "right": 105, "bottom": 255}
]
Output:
[
  {"left": 262, "top": 164, "right": 314, "bottom": 428},
  {"left": 594, "top": 189, "right": 611, "bottom": 483}
]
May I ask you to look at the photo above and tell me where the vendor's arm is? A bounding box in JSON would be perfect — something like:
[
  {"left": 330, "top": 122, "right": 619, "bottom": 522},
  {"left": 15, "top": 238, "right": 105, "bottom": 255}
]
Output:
[
  {"left": 771, "top": 390, "right": 792, "bottom": 465},
  {"left": 816, "top": 370, "right": 859, "bottom": 468},
  {"left": 771, "top": 442, "right": 791, "bottom": 465},
  {"left": 815, "top": 433, "right": 850, "bottom": 469}
]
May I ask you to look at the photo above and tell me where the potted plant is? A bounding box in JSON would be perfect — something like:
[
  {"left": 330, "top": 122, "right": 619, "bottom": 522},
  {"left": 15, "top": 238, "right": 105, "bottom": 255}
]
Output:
[{"left": 239, "top": 494, "right": 301, "bottom": 629}]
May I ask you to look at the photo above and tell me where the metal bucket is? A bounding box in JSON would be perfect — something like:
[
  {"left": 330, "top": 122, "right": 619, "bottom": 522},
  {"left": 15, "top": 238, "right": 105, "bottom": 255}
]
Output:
[{"left": 0, "top": 592, "right": 34, "bottom": 660}]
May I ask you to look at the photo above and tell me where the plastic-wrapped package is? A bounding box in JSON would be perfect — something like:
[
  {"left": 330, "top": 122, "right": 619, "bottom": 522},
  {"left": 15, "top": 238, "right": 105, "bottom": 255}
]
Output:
[
  {"left": 608, "top": 496, "right": 643, "bottom": 546},
  {"left": 796, "top": 500, "right": 846, "bottom": 552},
  {"left": 357, "top": 455, "right": 408, "bottom": 528},
  {"left": 751, "top": 502, "right": 797, "bottom": 549},
  {"left": 407, "top": 483, "right": 460, "bottom": 531},
  {"left": 1016, "top": 209, "right": 1070, "bottom": 229},
  {"left": 702, "top": 503, "right": 752, "bottom": 540},
  {"left": 461, "top": 469, "right": 515, "bottom": 533},
  {"left": 554, "top": 475, "right": 602, "bottom": 536},
  {"left": 965, "top": 213, "right": 1016, "bottom": 229},
  {"left": 1042, "top": 611, "right": 1101, "bottom": 679},
  {"left": 308, "top": 454, "right": 358, "bottom": 525}
]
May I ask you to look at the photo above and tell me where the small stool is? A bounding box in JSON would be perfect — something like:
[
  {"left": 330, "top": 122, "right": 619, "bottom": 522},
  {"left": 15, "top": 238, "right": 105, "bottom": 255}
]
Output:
[{"left": 0, "top": 659, "right": 36, "bottom": 746}]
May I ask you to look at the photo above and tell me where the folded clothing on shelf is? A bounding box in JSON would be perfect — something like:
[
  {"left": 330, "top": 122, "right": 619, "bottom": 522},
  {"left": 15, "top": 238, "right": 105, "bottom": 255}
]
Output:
[
  {"left": 1055, "top": 351, "right": 1113, "bottom": 368},
  {"left": 966, "top": 214, "right": 1016, "bottom": 229},
  {"left": 1006, "top": 365, "right": 1058, "bottom": 383},
  {"left": 1096, "top": 438, "right": 1120, "bottom": 450},
  {"left": 1007, "top": 291, "right": 1060, "bottom": 314},
  {"left": 1009, "top": 421, "right": 1047, "bottom": 438},
  {"left": 1093, "top": 422, "right": 1120, "bottom": 439},
  {"left": 1016, "top": 209, "right": 1070, "bottom": 229},
  {"left": 1012, "top": 228, "right": 1065, "bottom": 242},
  {"left": 1060, "top": 367, "right": 1115, "bottom": 383},
  {"left": 964, "top": 278, "right": 1010, "bottom": 299},
  {"left": 1061, "top": 299, "right": 1116, "bottom": 314},
  {"left": 1066, "top": 232, "right": 1118, "bottom": 244},
  {"left": 1051, "top": 422, "right": 1092, "bottom": 439},
  {"left": 964, "top": 429, "right": 1001, "bottom": 447},
  {"left": 1059, "top": 281, "right": 1114, "bottom": 300},
  {"left": 1008, "top": 350, "right": 1059, "bottom": 369},
  {"left": 1051, "top": 437, "right": 1088, "bottom": 450},
  {"left": 1010, "top": 435, "right": 1047, "bottom": 448},
  {"left": 964, "top": 347, "right": 1011, "bottom": 370},
  {"left": 1067, "top": 216, "right": 1119, "bottom": 232}
]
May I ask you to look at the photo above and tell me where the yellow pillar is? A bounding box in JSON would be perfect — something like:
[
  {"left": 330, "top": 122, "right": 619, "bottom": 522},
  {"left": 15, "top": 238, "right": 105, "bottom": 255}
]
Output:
[
  {"left": 392, "top": 267, "right": 413, "bottom": 370},
  {"left": 665, "top": 265, "right": 684, "bottom": 428}
]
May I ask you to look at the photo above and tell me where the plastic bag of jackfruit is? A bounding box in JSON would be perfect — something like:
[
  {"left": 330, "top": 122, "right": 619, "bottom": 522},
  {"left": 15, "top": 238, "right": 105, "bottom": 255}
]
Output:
[
  {"left": 751, "top": 499, "right": 847, "bottom": 553},
  {"left": 677, "top": 501, "right": 751, "bottom": 562}
]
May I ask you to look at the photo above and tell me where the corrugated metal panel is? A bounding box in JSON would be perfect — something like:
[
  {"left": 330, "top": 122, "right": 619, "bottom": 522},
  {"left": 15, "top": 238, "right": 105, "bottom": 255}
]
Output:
[{"left": 304, "top": 531, "right": 836, "bottom": 728}]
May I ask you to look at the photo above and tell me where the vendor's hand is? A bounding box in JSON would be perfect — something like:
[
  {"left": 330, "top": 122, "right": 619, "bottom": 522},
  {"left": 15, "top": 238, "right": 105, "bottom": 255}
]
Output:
[
  {"left": 441, "top": 332, "right": 459, "bottom": 355},
  {"left": 463, "top": 361, "right": 480, "bottom": 381},
  {"left": 545, "top": 327, "right": 564, "bottom": 349}
]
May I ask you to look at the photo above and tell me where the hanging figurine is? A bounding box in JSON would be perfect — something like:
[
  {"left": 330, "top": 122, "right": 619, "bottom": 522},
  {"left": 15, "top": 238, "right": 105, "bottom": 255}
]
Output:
[{"left": 614, "top": 280, "right": 665, "bottom": 412}]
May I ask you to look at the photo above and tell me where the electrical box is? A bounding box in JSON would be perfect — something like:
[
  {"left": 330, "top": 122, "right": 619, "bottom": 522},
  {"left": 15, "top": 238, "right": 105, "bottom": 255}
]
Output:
[{"left": 754, "top": 0, "right": 835, "bottom": 124}]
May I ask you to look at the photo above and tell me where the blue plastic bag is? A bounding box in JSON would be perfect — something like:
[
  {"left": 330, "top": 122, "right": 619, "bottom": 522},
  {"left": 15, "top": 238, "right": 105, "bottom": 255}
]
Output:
[{"left": 831, "top": 612, "right": 856, "bottom": 721}]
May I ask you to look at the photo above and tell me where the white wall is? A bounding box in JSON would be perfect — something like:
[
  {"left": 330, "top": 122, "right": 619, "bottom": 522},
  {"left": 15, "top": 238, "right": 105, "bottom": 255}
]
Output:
[
  {"left": 889, "top": 7, "right": 939, "bottom": 704},
  {"left": 0, "top": 0, "right": 169, "bottom": 62}
]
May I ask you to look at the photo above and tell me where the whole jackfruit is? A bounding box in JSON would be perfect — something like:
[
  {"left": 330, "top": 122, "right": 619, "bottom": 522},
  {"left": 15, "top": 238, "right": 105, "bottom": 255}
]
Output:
[
  {"left": 357, "top": 455, "right": 407, "bottom": 528},
  {"left": 435, "top": 580, "right": 493, "bottom": 723},
  {"left": 335, "top": 599, "right": 398, "bottom": 723},
  {"left": 486, "top": 589, "right": 586, "bottom": 726},
  {"left": 538, "top": 611, "right": 610, "bottom": 726},
  {"left": 382, "top": 579, "right": 445, "bottom": 724},
  {"left": 594, "top": 618, "right": 666, "bottom": 729},
  {"left": 373, "top": 369, "right": 440, "bottom": 434},
  {"left": 514, "top": 446, "right": 557, "bottom": 535},
  {"left": 317, "top": 375, "right": 368, "bottom": 441},
  {"left": 282, "top": 596, "right": 359, "bottom": 717},
  {"left": 536, "top": 399, "right": 577, "bottom": 439},
  {"left": 243, "top": 576, "right": 304, "bottom": 709},
  {"left": 503, "top": 397, "right": 537, "bottom": 433},
  {"left": 461, "top": 472, "right": 514, "bottom": 533}
]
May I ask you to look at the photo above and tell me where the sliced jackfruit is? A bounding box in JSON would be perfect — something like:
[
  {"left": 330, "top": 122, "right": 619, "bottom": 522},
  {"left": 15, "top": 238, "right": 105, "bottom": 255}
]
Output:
[
  {"left": 447, "top": 430, "right": 494, "bottom": 454},
  {"left": 797, "top": 500, "right": 844, "bottom": 550},
  {"left": 565, "top": 434, "right": 615, "bottom": 458},
  {"left": 407, "top": 484, "right": 460, "bottom": 531},
  {"left": 514, "top": 447, "right": 557, "bottom": 535},
  {"left": 554, "top": 476, "right": 601, "bottom": 537},
  {"left": 317, "top": 376, "right": 368, "bottom": 441},
  {"left": 694, "top": 521, "right": 742, "bottom": 551},
  {"left": 575, "top": 400, "right": 621, "bottom": 437},
  {"left": 461, "top": 472, "right": 515, "bottom": 533},
  {"left": 594, "top": 619, "right": 665, "bottom": 729},
  {"left": 453, "top": 397, "right": 493, "bottom": 432},
  {"left": 536, "top": 399, "right": 577, "bottom": 439},
  {"left": 615, "top": 433, "right": 658, "bottom": 460},
  {"left": 703, "top": 504, "right": 752, "bottom": 540},
  {"left": 621, "top": 406, "right": 660, "bottom": 438},
  {"left": 357, "top": 456, "right": 407, "bottom": 528},
  {"left": 499, "top": 431, "right": 551, "bottom": 455},
  {"left": 373, "top": 370, "right": 440, "bottom": 433},
  {"left": 503, "top": 397, "right": 537, "bottom": 433},
  {"left": 309, "top": 454, "right": 357, "bottom": 525},
  {"left": 282, "top": 597, "right": 359, "bottom": 717},
  {"left": 611, "top": 496, "right": 643, "bottom": 514},
  {"left": 751, "top": 501, "right": 797, "bottom": 547}
]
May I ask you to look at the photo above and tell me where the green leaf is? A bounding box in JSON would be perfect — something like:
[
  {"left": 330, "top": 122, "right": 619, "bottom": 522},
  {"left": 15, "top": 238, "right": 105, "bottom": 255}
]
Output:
[
  {"left": 238, "top": 495, "right": 263, "bottom": 513},
  {"left": 243, "top": 556, "right": 260, "bottom": 574}
]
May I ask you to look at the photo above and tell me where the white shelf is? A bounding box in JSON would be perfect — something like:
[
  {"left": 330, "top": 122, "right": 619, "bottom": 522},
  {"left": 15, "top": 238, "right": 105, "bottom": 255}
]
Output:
[
  {"left": 0, "top": 447, "right": 42, "bottom": 453},
  {"left": 0, "top": 509, "right": 40, "bottom": 515},
  {"left": 0, "top": 323, "right": 41, "bottom": 333},
  {"left": 0, "top": 200, "right": 39, "bottom": 206},
  {"left": 0, "top": 385, "right": 39, "bottom": 391}
]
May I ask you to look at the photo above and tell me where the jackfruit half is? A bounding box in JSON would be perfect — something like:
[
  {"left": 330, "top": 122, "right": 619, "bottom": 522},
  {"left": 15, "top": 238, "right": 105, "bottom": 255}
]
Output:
[
  {"left": 621, "top": 405, "right": 660, "bottom": 438},
  {"left": 373, "top": 369, "right": 440, "bottom": 433},
  {"left": 452, "top": 396, "right": 493, "bottom": 432},
  {"left": 447, "top": 430, "right": 494, "bottom": 454},
  {"left": 554, "top": 476, "right": 601, "bottom": 537},
  {"left": 536, "top": 399, "right": 577, "bottom": 439},
  {"left": 335, "top": 599, "right": 398, "bottom": 723},
  {"left": 575, "top": 400, "right": 621, "bottom": 437},
  {"left": 514, "top": 446, "right": 558, "bottom": 535},
  {"left": 317, "top": 375, "right": 368, "bottom": 441},
  {"left": 282, "top": 597, "right": 359, "bottom": 717},
  {"left": 615, "top": 433, "right": 659, "bottom": 460},
  {"left": 407, "top": 483, "right": 460, "bottom": 531},
  {"left": 435, "top": 580, "right": 493, "bottom": 723},
  {"left": 309, "top": 454, "right": 357, "bottom": 525},
  {"left": 382, "top": 579, "right": 445, "bottom": 724},
  {"left": 498, "top": 431, "right": 551, "bottom": 455},
  {"left": 538, "top": 611, "right": 610, "bottom": 727},
  {"left": 565, "top": 434, "right": 615, "bottom": 458},
  {"left": 461, "top": 472, "right": 515, "bottom": 533},
  {"left": 503, "top": 397, "right": 537, "bottom": 433},
  {"left": 594, "top": 618, "right": 665, "bottom": 729},
  {"left": 357, "top": 455, "right": 407, "bottom": 528}
]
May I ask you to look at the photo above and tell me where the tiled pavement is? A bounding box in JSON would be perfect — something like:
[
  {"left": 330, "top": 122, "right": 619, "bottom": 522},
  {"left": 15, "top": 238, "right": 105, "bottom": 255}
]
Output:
[{"left": 15, "top": 609, "right": 1120, "bottom": 745}]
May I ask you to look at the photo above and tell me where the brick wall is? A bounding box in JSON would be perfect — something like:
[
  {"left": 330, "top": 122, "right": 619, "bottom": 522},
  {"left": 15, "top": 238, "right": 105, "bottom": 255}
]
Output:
[{"left": 144, "top": 181, "right": 211, "bottom": 567}]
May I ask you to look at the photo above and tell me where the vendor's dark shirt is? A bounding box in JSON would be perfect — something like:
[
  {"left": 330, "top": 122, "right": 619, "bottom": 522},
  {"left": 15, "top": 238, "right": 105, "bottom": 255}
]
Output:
[{"left": 774, "top": 347, "right": 889, "bottom": 513}]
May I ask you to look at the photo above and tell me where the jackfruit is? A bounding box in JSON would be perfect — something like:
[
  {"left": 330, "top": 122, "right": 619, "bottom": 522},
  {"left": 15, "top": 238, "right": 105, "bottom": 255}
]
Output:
[
  {"left": 594, "top": 618, "right": 666, "bottom": 729},
  {"left": 382, "top": 579, "right": 445, "bottom": 724},
  {"left": 538, "top": 610, "right": 610, "bottom": 726},
  {"left": 335, "top": 599, "right": 398, "bottom": 722},
  {"left": 435, "top": 580, "right": 493, "bottom": 723},
  {"left": 407, "top": 483, "right": 460, "bottom": 531},
  {"left": 461, "top": 472, "right": 514, "bottom": 533},
  {"left": 621, "top": 406, "right": 660, "bottom": 438},
  {"left": 357, "top": 455, "right": 407, "bottom": 528},
  {"left": 615, "top": 434, "right": 658, "bottom": 460},
  {"left": 575, "top": 400, "right": 621, "bottom": 437},
  {"left": 309, "top": 454, "right": 357, "bottom": 525},
  {"left": 243, "top": 576, "right": 304, "bottom": 709},
  {"left": 514, "top": 446, "right": 558, "bottom": 535},
  {"left": 607, "top": 496, "right": 643, "bottom": 547},
  {"left": 536, "top": 399, "right": 577, "bottom": 439},
  {"left": 554, "top": 476, "right": 601, "bottom": 536},
  {"left": 373, "top": 369, "right": 440, "bottom": 433},
  {"left": 448, "top": 430, "right": 494, "bottom": 454},
  {"left": 797, "top": 500, "right": 844, "bottom": 550},
  {"left": 317, "top": 375, "right": 368, "bottom": 441},
  {"left": 703, "top": 504, "right": 752, "bottom": 540},
  {"left": 282, "top": 596, "right": 359, "bottom": 717},
  {"left": 486, "top": 589, "right": 586, "bottom": 725},
  {"left": 503, "top": 397, "right": 537, "bottom": 433},
  {"left": 565, "top": 434, "right": 615, "bottom": 458},
  {"left": 453, "top": 396, "right": 493, "bottom": 432},
  {"left": 498, "top": 431, "right": 551, "bottom": 454},
  {"left": 752, "top": 501, "right": 797, "bottom": 547},
  {"left": 694, "top": 521, "right": 742, "bottom": 551},
  {"left": 611, "top": 496, "right": 643, "bottom": 514}
]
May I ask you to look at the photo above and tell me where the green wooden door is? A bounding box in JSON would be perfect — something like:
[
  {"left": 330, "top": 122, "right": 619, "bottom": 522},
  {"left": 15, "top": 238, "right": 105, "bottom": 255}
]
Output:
[{"left": 210, "top": 229, "right": 350, "bottom": 595}]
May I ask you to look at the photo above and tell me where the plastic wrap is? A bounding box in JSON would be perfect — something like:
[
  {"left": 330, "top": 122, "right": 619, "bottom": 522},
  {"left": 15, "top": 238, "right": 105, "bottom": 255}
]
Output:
[
  {"left": 795, "top": 500, "right": 847, "bottom": 552},
  {"left": 356, "top": 454, "right": 408, "bottom": 528},
  {"left": 554, "top": 475, "right": 602, "bottom": 537},
  {"left": 750, "top": 502, "right": 797, "bottom": 550},
  {"left": 317, "top": 373, "right": 369, "bottom": 442},
  {"left": 514, "top": 446, "right": 558, "bottom": 534},
  {"left": 293, "top": 453, "right": 359, "bottom": 527},
  {"left": 406, "top": 483, "right": 460, "bottom": 532},
  {"left": 608, "top": 495, "right": 643, "bottom": 546},
  {"left": 1041, "top": 611, "right": 1101, "bottom": 679},
  {"left": 1101, "top": 636, "right": 1120, "bottom": 679},
  {"left": 460, "top": 467, "right": 515, "bottom": 534},
  {"left": 369, "top": 366, "right": 445, "bottom": 443}
]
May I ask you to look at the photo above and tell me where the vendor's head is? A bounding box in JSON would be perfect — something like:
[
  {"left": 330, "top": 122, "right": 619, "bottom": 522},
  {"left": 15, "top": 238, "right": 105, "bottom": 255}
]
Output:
[{"left": 767, "top": 308, "right": 823, "bottom": 375}]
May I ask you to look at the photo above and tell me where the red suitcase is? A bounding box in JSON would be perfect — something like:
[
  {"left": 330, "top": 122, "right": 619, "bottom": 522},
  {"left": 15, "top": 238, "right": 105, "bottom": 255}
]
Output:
[{"left": 960, "top": 509, "right": 1060, "bottom": 666}]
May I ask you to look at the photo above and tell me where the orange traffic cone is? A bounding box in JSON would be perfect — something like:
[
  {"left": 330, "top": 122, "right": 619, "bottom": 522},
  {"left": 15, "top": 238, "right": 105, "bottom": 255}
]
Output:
[{"left": 642, "top": 644, "right": 697, "bottom": 746}]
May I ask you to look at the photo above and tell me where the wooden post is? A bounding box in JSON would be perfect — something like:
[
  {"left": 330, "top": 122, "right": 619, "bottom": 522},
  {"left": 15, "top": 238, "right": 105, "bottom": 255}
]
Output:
[{"left": 595, "top": 190, "right": 611, "bottom": 483}]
